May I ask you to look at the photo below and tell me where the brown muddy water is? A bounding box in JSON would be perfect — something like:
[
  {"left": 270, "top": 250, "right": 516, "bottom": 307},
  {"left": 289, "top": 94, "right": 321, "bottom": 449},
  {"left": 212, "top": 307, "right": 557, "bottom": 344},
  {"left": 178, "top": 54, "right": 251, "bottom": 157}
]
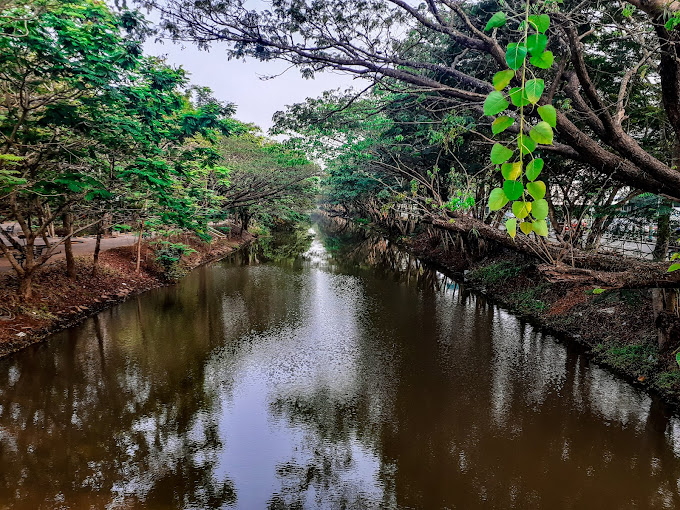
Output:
[{"left": 1, "top": 217, "right": 680, "bottom": 509}]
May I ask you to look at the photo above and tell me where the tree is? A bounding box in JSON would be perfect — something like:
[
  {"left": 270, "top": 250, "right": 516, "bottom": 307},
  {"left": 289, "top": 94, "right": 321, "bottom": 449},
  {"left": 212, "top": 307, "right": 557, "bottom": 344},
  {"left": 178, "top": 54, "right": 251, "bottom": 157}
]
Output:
[
  {"left": 211, "top": 133, "right": 320, "bottom": 231},
  {"left": 150, "top": 0, "right": 680, "bottom": 200},
  {"left": 0, "top": 0, "right": 238, "bottom": 298}
]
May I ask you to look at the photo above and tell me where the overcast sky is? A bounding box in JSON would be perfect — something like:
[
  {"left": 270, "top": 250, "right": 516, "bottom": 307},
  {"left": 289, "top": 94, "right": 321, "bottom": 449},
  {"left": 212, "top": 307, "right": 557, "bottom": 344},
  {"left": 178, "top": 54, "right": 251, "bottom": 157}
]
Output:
[{"left": 143, "top": 37, "right": 362, "bottom": 134}]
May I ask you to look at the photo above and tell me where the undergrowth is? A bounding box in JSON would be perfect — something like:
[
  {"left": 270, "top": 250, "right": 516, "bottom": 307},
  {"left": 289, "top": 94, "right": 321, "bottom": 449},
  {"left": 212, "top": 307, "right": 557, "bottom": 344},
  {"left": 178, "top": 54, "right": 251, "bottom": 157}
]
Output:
[
  {"left": 507, "top": 284, "right": 549, "bottom": 315},
  {"left": 467, "top": 260, "right": 527, "bottom": 285},
  {"left": 592, "top": 342, "right": 658, "bottom": 378}
]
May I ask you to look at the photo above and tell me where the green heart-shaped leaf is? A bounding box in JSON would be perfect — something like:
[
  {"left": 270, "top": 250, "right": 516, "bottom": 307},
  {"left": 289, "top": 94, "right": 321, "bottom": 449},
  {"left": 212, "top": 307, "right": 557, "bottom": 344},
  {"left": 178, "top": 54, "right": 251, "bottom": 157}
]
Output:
[
  {"left": 525, "top": 79, "right": 545, "bottom": 104},
  {"left": 493, "top": 70, "right": 515, "bottom": 91},
  {"left": 537, "top": 104, "right": 557, "bottom": 128},
  {"left": 509, "top": 87, "right": 530, "bottom": 107},
  {"left": 531, "top": 198, "right": 549, "bottom": 219},
  {"left": 484, "top": 91, "right": 510, "bottom": 116},
  {"left": 520, "top": 221, "right": 534, "bottom": 235},
  {"left": 485, "top": 11, "right": 507, "bottom": 31},
  {"left": 506, "top": 43, "right": 528, "bottom": 70},
  {"left": 530, "top": 50, "right": 554, "bottom": 69},
  {"left": 492, "top": 115, "right": 515, "bottom": 135},
  {"left": 501, "top": 161, "right": 522, "bottom": 180},
  {"left": 528, "top": 14, "right": 550, "bottom": 33},
  {"left": 533, "top": 219, "right": 548, "bottom": 236},
  {"left": 527, "top": 180, "right": 546, "bottom": 200},
  {"left": 519, "top": 135, "right": 537, "bottom": 155},
  {"left": 526, "top": 158, "right": 544, "bottom": 181},
  {"left": 527, "top": 34, "right": 548, "bottom": 56},
  {"left": 506, "top": 218, "right": 517, "bottom": 238},
  {"left": 529, "top": 121, "right": 553, "bottom": 145},
  {"left": 491, "top": 143, "right": 514, "bottom": 164},
  {"left": 503, "top": 180, "right": 524, "bottom": 201},
  {"left": 489, "top": 187, "right": 509, "bottom": 211},
  {"left": 513, "top": 201, "right": 532, "bottom": 219}
]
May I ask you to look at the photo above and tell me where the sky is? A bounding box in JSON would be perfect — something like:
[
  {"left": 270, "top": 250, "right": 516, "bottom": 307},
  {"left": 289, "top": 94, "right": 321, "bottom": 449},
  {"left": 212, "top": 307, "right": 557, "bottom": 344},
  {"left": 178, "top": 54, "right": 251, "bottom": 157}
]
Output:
[{"left": 143, "top": 37, "right": 363, "bottom": 134}]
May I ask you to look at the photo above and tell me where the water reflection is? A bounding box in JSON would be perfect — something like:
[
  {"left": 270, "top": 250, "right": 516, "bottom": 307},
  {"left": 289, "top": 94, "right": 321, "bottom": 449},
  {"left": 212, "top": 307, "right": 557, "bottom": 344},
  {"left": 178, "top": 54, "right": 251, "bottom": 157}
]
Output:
[{"left": 0, "top": 213, "right": 679, "bottom": 508}]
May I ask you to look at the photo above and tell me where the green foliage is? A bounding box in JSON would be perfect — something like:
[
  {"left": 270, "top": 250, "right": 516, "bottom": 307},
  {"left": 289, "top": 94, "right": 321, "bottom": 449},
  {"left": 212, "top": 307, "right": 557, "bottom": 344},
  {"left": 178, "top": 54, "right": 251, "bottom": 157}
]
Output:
[
  {"left": 442, "top": 190, "right": 475, "bottom": 212},
  {"left": 507, "top": 285, "right": 549, "bottom": 314},
  {"left": 483, "top": 1, "right": 555, "bottom": 239},
  {"left": 593, "top": 342, "right": 658, "bottom": 378},
  {"left": 484, "top": 11, "right": 506, "bottom": 32},
  {"left": 656, "top": 371, "right": 680, "bottom": 391},
  {"left": 153, "top": 241, "right": 196, "bottom": 280},
  {"left": 664, "top": 12, "right": 680, "bottom": 31},
  {"left": 468, "top": 260, "right": 526, "bottom": 285}
]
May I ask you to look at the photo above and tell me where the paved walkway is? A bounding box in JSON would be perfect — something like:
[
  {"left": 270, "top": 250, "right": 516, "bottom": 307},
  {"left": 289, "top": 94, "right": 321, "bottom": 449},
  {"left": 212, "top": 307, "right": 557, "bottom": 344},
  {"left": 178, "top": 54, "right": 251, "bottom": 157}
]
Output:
[{"left": 1, "top": 223, "right": 138, "bottom": 273}]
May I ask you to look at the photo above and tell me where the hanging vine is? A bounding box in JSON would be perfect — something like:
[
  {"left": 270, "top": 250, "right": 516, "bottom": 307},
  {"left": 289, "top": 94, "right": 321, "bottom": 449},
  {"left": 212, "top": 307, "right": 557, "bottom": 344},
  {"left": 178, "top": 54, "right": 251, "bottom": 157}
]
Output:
[{"left": 483, "top": 1, "right": 556, "bottom": 239}]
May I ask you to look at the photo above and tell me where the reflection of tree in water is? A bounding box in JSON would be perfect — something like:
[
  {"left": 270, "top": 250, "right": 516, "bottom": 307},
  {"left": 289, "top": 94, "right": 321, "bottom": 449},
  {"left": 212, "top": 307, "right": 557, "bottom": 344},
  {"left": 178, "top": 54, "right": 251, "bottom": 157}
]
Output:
[
  {"left": 266, "top": 389, "right": 397, "bottom": 509},
  {"left": 0, "top": 271, "right": 241, "bottom": 508},
  {"left": 231, "top": 222, "right": 315, "bottom": 267},
  {"left": 262, "top": 220, "right": 680, "bottom": 508},
  {"left": 2, "top": 213, "right": 680, "bottom": 508},
  {"left": 261, "top": 224, "right": 315, "bottom": 264},
  {"left": 315, "top": 212, "right": 461, "bottom": 296}
]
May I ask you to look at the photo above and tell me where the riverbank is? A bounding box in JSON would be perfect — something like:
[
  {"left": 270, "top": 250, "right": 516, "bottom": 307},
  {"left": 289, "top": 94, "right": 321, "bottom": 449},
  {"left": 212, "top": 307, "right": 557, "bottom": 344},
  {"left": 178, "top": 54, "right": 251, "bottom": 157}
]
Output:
[
  {"left": 0, "top": 232, "right": 253, "bottom": 358},
  {"left": 402, "top": 229, "right": 680, "bottom": 404}
]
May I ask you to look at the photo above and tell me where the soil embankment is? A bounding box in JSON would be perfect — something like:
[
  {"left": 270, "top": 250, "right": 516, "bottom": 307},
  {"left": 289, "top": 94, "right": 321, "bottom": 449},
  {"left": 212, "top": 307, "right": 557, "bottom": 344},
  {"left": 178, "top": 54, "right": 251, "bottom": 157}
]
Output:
[{"left": 0, "top": 233, "right": 253, "bottom": 358}]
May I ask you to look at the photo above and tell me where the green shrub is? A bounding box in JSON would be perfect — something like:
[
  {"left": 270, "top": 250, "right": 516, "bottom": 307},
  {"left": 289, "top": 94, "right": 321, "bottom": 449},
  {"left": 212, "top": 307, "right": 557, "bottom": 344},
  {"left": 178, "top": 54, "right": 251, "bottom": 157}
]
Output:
[{"left": 153, "top": 242, "right": 196, "bottom": 280}]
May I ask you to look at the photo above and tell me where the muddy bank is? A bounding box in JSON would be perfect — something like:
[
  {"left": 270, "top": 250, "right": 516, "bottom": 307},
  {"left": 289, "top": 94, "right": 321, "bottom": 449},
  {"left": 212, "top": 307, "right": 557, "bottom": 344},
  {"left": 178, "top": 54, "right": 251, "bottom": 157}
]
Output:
[
  {"left": 402, "top": 230, "right": 680, "bottom": 405},
  {"left": 0, "top": 232, "right": 253, "bottom": 358}
]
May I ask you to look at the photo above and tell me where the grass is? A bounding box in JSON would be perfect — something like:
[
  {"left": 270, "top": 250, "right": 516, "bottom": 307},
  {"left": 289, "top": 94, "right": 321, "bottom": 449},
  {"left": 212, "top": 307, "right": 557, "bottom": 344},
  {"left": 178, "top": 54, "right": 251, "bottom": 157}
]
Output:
[
  {"left": 592, "top": 341, "right": 658, "bottom": 377},
  {"left": 507, "top": 284, "right": 549, "bottom": 315},
  {"left": 15, "top": 304, "right": 57, "bottom": 321},
  {"left": 656, "top": 371, "right": 680, "bottom": 391},
  {"left": 467, "top": 260, "right": 526, "bottom": 285}
]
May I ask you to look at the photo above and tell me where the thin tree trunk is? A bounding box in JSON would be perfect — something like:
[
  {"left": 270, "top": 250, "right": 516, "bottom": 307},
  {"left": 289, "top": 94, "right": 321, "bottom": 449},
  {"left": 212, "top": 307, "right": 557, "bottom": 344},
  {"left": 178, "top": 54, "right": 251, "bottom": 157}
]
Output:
[
  {"left": 63, "top": 211, "right": 76, "bottom": 279},
  {"left": 92, "top": 227, "right": 102, "bottom": 277},
  {"left": 45, "top": 204, "right": 55, "bottom": 238},
  {"left": 135, "top": 220, "right": 144, "bottom": 273}
]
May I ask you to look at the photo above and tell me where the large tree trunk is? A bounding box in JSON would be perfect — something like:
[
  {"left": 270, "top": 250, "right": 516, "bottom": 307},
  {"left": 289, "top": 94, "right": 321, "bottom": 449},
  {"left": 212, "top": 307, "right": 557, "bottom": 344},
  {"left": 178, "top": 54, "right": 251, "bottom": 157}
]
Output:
[
  {"left": 428, "top": 214, "right": 680, "bottom": 287},
  {"left": 653, "top": 288, "right": 680, "bottom": 350},
  {"left": 63, "top": 211, "right": 76, "bottom": 279},
  {"left": 18, "top": 271, "right": 33, "bottom": 301},
  {"left": 653, "top": 199, "right": 671, "bottom": 262}
]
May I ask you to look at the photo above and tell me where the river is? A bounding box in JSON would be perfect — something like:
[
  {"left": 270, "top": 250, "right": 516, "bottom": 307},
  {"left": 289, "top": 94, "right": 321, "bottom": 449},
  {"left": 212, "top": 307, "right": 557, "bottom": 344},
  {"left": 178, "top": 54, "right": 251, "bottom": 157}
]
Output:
[{"left": 1, "top": 215, "right": 680, "bottom": 509}]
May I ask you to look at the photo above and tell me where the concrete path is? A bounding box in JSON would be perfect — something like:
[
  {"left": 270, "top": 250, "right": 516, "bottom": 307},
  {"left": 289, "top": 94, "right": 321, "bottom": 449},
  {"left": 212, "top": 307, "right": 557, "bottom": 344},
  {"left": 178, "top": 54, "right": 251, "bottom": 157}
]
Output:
[{"left": 0, "top": 223, "right": 138, "bottom": 273}]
